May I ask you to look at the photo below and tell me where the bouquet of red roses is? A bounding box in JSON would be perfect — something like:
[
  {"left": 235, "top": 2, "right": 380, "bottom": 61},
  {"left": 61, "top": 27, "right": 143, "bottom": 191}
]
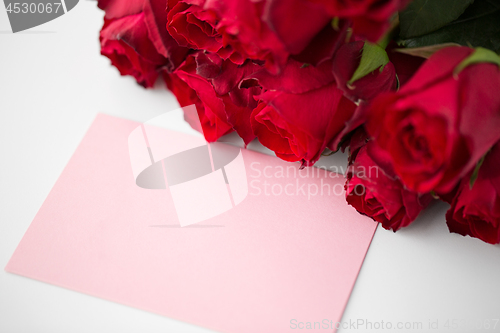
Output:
[{"left": 97, "top": 0, "right": 500, "bottom": 244}]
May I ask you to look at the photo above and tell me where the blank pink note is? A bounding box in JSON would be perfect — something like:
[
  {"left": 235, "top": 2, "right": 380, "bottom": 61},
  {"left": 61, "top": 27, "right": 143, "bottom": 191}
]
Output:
[{"left": 6, "top": 114, "right": 377, "bottom": 333}]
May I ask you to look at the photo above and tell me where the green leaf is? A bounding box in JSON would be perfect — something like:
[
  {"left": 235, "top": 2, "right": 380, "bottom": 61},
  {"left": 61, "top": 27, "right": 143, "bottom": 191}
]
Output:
[
  {"left": 348, "top": 42, "right": 389, "bottom": 85},
  {"left": 454, "top": 47, "right": 500, "bottom": 74},
  {"left": 399, "top": 0, "right": 474, "bottom": 38},
  {"left": 394, "top": 43, "right": 461, "bottom": 59},
  {"left": 398, "top": 0, "right": 500, "bottom": 54},
  {"left": 469, "top": 154, "right": 487, "bottom": 189}
]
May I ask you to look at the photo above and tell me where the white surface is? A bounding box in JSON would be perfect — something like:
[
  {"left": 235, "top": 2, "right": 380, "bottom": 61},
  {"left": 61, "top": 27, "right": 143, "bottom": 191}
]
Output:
[{"left": 1, "top": 3, "right": 499, "bottom": 333}]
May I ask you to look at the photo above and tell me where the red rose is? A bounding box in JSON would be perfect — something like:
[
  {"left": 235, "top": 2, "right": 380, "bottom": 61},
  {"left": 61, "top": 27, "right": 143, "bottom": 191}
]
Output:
[
  {"left": 308, "top": 0, "right": 410, "bottom": 42},
  {"left": 98, "top": 0, "right": 188, "bottom": 87},
  {"left": 202, "top": 0, "right": 332, "bottom": 73},
  {"left": 345, "top": 130, "right": 433, "bottom": 231},
  {"left": 166, "top": 0, "right": 243, "bottom": 64},
  {"left": 170, "top": 52, "right": 262, "bottom": 143},
  {"left": 249, "top": 59, "right": 358, "bottom": 165},
  {"left": 446, "top": 142, "right": 500, "bottom": 244},
  {"left": 100, "top": 15, "right": 163, "bottom": 87},
  {"left": 366, "top": 46, "right": 500, "bottom": 194}
]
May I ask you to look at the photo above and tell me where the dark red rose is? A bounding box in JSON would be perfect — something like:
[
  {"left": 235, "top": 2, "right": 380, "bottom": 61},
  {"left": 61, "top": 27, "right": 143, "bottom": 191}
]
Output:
[
  {"left": 202, "top": 0, "right": 332, "bottom": 73},
  {"left": 308, "top": 0, "right": 410, "bottom": 42},
  {"left": 249, "top": 59, "right": 358, "bottom": 165},
  {"left": 98, "top": 0, "right": 188, "bottom": 87},
  {"left": 366, "top": 46, "right": 500, "bottom": 194},
  {"left": 446, "top": 142, "right": 500, "bottom": 244},
  {"left": 345, "top": 130, "right": 433, "bottom": 231},
  {"left": 170, "top": 52, "right": 262, "bottom": 143}
]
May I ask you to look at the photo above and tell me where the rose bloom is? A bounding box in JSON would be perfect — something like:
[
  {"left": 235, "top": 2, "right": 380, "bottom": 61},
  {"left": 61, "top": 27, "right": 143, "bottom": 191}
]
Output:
[
  {"left": 446, "top": 142, "right": 500, "bottom": 244},
  {"left": 250, "top": 59, "right": 358, "bottom": 166},
  {"left": 345, "top": 130, "right": 433, "bottom": 231},
  {"left": 167, "top": 0, "right": 335, "bottom": 73},
  {"left": 169, "top": 51, "right": 262, "bottom": 143},
  {"left": 308, "top": 0, "right": 411, "bottom": 42},
  {"left": 99, "top": 0, "right": 188, "bottom": 87},
  {"left": 366, "top": 46, "right": 500, "bottom": 194}
]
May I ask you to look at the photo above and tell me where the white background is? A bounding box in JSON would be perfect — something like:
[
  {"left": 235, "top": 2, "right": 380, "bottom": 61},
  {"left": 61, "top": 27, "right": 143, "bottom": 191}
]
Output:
[{"left": 1, "top": 2, "right": 499, "bottom": 333}]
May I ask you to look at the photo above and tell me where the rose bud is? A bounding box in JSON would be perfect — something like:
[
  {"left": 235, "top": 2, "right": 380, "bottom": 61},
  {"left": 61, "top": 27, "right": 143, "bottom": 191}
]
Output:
[
  {"left": 366, "top": 46, "right": 500, "bottom": 194},
  {"left": 446, "top": 142, "right": 500, "bottom": 244},
  {"left": 332, "top": 41, "right": 425, "bottom": 103},
  {"left": 170, "top": 51, "right": 262, "bottom": 143},
  {"left": 98, "top": 0, "right": 188, "bottom": 87},
  {"left": 307, "top": 0, "right": 411, "bottom": 42},
  {"left": 249, "top": 59, "right": 358, "bottom": 166},
  {"left": 332, "top": 41, "right": 397, "bottom": 103},
  {"left": 345, "top": 130, "right": 433, "bottom": 231}
]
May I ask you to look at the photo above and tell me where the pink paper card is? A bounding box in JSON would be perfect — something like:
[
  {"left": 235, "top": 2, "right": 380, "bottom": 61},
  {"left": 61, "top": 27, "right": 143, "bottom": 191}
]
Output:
[{"left": 6, "top": 113, "right": 377, "bottom": 332}]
